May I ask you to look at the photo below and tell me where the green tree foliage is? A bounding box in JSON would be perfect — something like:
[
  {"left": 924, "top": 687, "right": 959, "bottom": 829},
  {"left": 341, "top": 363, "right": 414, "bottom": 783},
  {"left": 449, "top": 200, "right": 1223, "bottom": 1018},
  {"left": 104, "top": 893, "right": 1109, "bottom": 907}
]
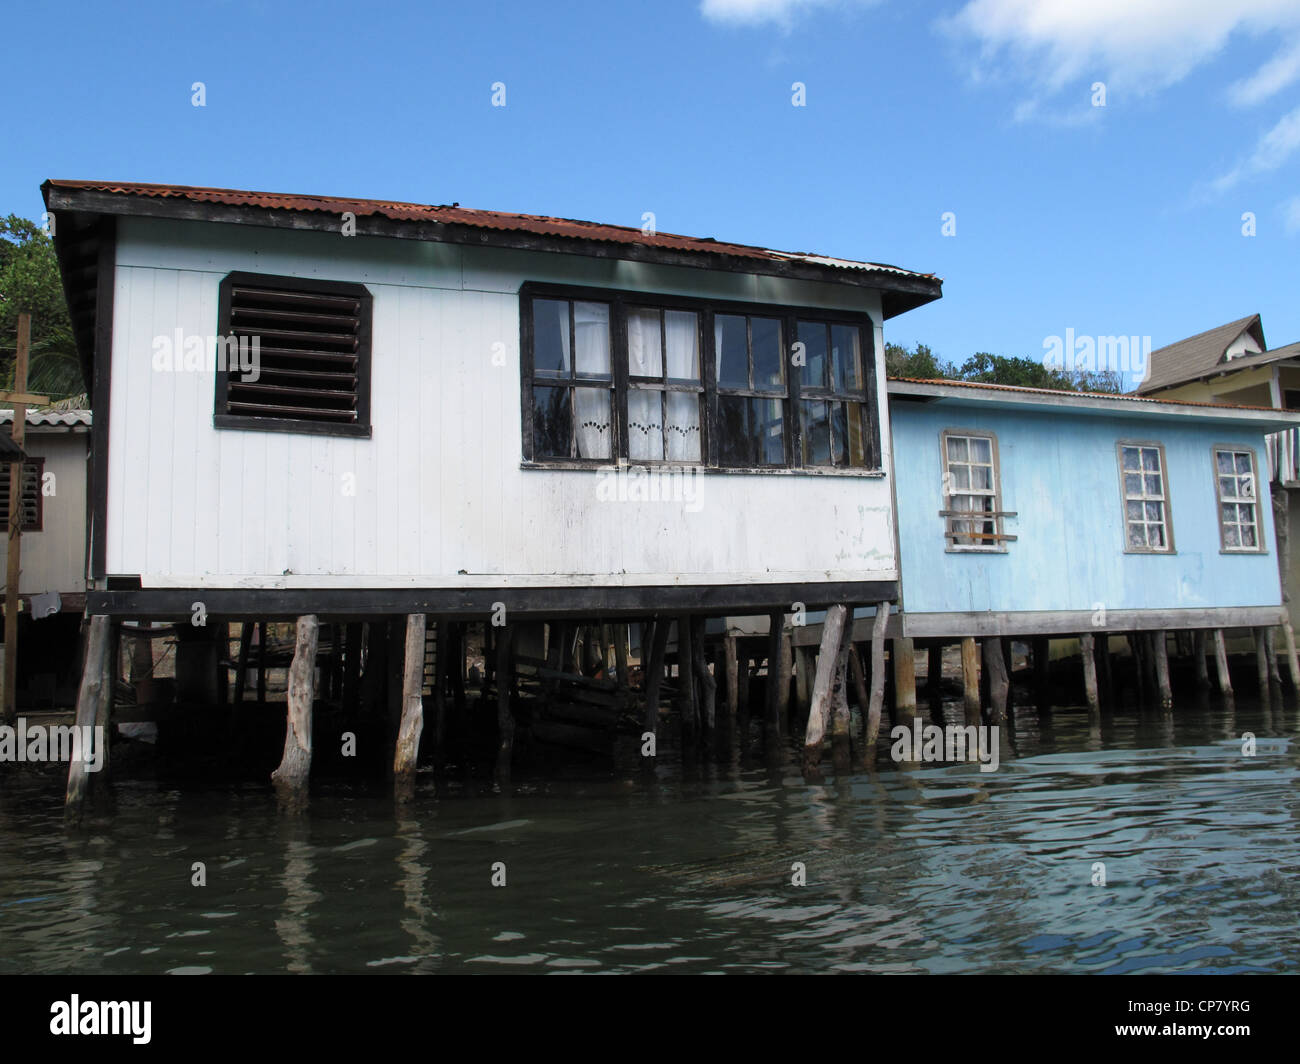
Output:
[
  {"left": 884, "top": 341, "right": 954, "bottom": 380},
  {"left": 0, "top": 215, "right": 85, "bottom": 402},
  {"left": 885, "top": 343, "right": 1122, "bottom": 395}
]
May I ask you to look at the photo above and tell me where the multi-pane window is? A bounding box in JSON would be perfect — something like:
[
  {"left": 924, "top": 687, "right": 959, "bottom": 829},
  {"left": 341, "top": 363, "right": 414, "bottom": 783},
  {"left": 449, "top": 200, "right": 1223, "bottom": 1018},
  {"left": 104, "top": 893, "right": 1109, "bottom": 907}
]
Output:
[
  {"left": 627, "top": 307, "right": 703, "bottom": 462},
  {"left": 715, "top": 313, "right": 787, "bottom": 467},
  {"left": 530, "top": 298, "right": 614, "bottom": 460},
  {"left": 215, "top": 272, "right": 372, "bottom": 437},
  {"left": 521, "top": 285, "right": 880, "bottom": 472},
  {"left": 1214, "top": 448, "right": 1261, "bottom": 551},
  {"left": 797, "top": 321, "right": 869, "bottom": 467},
  {"left": 0, "top": 457, "right": 43, "bottom": 532},
  {"left": 941, "top": 432, "right": 1001, "bottom": 549},
  {"left": 1119, "top": 443, "right": 1172, "bottom": 552}
]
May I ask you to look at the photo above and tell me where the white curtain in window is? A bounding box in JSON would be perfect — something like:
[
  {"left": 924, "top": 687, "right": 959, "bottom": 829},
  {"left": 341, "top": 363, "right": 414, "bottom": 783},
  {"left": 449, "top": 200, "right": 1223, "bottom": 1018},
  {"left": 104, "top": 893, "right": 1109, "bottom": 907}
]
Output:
[
  {"left": 665, "top": 310, "right": 700, "bottom": 461},
  {"left": 628, "top": 310, "right": 663, "bottom": 460},
  {"left": 562, "top": 302, "right": 611, "bottom": 458}
]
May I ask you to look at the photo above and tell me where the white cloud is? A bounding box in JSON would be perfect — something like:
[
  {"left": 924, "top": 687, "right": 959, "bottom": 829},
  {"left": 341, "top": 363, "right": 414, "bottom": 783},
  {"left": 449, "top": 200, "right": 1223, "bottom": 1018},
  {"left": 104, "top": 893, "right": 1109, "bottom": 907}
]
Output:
[
  {"left": 942, "top": 0, "right": 1300, "bottom": 99},
  {"left": 1228, "top": 36, "right": 1300, "bottom": 105},
  {"left": 1211, "top": 103, "right": 1300, "bottom": 192},
  {"left": 1283, "top": 195, "right": 1300, "bottom": 234},
  {"left": 700, "top": 0, "right": 875, "bottom": 28}
]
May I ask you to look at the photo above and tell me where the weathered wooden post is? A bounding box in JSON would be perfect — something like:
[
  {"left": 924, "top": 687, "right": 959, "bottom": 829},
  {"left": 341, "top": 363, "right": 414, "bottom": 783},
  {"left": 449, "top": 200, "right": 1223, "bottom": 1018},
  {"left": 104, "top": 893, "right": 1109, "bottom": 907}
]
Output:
[
  {"left": 802, "top": 603, "right": 847, "bottom": 773},
  {"left": 724, "top": 632, "right": 739, "bottom": 724},
  {"left": 794, "top": 645, "right": 813, "bottom": 716},
  {"left": 65, "top": 615, "right": 113, "bottom": 816},
  {"left": 1264, "top": 628, "right": 1282, "bottom": 686},
  {"left": 765, "top": 610, "right": 792, "bottom": 736},
  {"left": 1153, "top": 630, "right": 1173, "bottom": 711},
  {"left": 690, "top": 617, "right": 716, "bottom": 738},
  {"left": 1080, "top": 633, "right": 1100, "bottom": 716},
  {"left": 865, "top": 603, "right": 890, "bottom": 751},
  {"left": 643, "top": 617, "right": 670, "bottom": 738},
  {"left": 927, "top": 642, "right": 944, "bottom": 717},
  {"left": 393, "top": 613, "right": 426, "bottom": 790},
  {"left": 1280, "top": 617, "right": 1300, "bottom": 689},
  {"left": 830, "top": 624, "right": 854, "bottom": 771},
  {"left": 495, "top": 622, "right": 515, "bottom": 777},
  {"left": 961, "top": 636, "right": 980, "bottom": 727},
  {"left": 1096, "top": 633, "right": 1113, "bottom": 707},
  {"left": 614, "top": 623, "right": 629, "bottom": 687},
  {"left": 1192, "top": 630, "right": 1210, "bottom": 689},
  {"left": 848, "top": 644, "right": 870, "bottom": 734},
  {"left": 677, "top": 615, "right": 698, "bottom": 739},
  {"left": 982, "top": 637, "right": 1010, "bottom": 725},
  {"left": 271, "top": 615, "right": 319, "bottom": 793},
  {"left": 1032, "top": 636, "right": 1051, "bottom": 713},
  {"left": 1254, "top": 628, "right": 1271, "bottom": 697},
  {"left": 1212, "top": 629, "right": 1233, "bottom": 696},
  {"left": 893, "top": 637, "right": 917, "bottom": 720}
]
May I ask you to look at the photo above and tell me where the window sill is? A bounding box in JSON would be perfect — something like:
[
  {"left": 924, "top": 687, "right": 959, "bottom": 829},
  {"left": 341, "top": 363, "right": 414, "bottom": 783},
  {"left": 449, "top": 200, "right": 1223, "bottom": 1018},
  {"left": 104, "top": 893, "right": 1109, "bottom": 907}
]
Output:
[
  {"left": 214, "top": 414, "right": 373, "bottom": 439},
  {"left": 945, "top": 547, "right": 1008, "bottom": 555},
  {"left": 1122, "top": 549, "right": 1178, "bottom": 556},
  {"left": 519, "top": 460, "right": 885, "bottom": 477},
  {"left": 1220, "top": 548, "right": 1268, "bottom": 556}
]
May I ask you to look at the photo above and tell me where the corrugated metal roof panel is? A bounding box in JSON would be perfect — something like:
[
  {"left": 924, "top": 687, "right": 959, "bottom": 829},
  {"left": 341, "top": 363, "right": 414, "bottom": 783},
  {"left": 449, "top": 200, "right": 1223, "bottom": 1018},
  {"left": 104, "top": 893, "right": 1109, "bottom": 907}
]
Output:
[
  {"left": 888, "top": 376, "right": 1284, "bottom": 413},
  {"left": 0, "top": 409, "right": 92, "bottom": 426},
  {"left": 44, "top": 180, "right": 940, "bottom": 283}
]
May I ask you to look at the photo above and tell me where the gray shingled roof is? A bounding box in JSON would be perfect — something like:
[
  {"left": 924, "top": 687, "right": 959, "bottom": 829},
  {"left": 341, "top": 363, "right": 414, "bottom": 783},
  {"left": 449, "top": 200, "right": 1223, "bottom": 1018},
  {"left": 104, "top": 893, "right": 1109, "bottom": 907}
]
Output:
[{"left": 1136, "top": 314, "right": 1266, "bottom": 394}]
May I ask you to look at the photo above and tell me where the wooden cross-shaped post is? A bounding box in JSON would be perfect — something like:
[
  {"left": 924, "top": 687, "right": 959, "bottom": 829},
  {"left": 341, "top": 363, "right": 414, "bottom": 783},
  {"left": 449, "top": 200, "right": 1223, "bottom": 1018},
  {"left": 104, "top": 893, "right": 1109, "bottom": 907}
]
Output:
[{"left": 3, "top": 312, "right": 50, "bottom": 724}]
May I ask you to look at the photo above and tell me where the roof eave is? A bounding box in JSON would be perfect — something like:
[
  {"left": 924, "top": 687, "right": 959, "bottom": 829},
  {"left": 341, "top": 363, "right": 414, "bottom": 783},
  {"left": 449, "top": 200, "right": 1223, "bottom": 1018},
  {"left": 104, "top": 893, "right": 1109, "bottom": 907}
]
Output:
[
  {"left": 42, "top": 183, "right": 943, "bottom": 319},
  {"left": 888, "top": 379, "right": 1300, "bottom": 429}
]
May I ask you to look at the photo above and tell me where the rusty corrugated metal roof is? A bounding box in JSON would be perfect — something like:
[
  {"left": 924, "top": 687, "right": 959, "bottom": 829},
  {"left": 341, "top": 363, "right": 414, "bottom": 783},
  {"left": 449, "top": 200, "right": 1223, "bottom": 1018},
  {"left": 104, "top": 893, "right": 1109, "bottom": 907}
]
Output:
[
  {"left": 888, "top": 376, "right": 1286, "bottom": 413},
  {"left": 43, "top": 179, "right": 938, "bottom": 282}
]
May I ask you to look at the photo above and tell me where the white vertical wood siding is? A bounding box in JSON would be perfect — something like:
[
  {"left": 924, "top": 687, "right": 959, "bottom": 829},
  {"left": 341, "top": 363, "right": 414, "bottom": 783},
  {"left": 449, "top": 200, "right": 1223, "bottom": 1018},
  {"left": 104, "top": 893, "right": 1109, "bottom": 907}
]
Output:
[{"left": 107, "top": 218, "right": 897, "bottom": 590}]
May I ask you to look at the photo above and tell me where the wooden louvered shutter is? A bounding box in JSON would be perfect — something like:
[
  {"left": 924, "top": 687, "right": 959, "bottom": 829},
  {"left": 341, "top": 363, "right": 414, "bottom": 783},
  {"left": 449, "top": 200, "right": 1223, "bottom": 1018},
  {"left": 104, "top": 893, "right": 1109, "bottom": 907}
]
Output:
[
  {"left": 0, "top": 458, "right": 43, "bottom": 532},
  {"left": 215, "top": 273, "right": 372, "bottom": 437}
]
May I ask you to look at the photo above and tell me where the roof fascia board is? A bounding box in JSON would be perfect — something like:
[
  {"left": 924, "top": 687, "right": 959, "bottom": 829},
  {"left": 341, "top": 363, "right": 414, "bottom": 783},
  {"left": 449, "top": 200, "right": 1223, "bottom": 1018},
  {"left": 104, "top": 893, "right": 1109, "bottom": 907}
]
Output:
[{"left": 44, "top": 186, "right": 942, "bottom": 316}]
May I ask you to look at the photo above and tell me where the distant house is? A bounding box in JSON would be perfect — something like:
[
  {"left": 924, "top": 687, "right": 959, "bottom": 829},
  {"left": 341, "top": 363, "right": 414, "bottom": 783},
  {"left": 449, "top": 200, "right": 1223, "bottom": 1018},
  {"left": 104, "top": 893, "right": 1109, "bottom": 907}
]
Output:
[
  {"left": 888, "top": 378, "right": 1298, "bottom": 637},
  {"left": 0, "top": 408, "right": 91, "bottom": 705},
  {"left": 1136, "top": 314, "right": 1300, "bottom": 624}
]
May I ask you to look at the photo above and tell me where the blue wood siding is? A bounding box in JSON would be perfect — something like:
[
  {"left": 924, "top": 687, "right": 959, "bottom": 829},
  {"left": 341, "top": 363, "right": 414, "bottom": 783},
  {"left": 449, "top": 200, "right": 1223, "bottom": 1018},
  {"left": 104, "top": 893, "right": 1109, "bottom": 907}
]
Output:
[{"left": 890, "top": 402, "right": 1283, "bottom": 615}]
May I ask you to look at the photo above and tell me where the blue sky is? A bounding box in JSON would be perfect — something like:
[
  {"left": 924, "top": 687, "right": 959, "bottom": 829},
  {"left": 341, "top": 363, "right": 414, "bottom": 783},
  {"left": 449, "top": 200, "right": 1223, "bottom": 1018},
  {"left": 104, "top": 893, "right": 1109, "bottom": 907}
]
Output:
[{"left": 4, "top": 0, "right": 1299, "bottom": 375}]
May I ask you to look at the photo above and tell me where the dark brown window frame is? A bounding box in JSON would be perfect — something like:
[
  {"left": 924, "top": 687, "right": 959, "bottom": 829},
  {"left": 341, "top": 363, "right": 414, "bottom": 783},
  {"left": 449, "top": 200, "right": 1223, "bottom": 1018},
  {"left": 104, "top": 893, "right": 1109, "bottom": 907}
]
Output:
[
  {"left": 1, "top": 456, "right": 44, "bottom": 532},
  {"left": 214, "top": 271, "right": 373, "bottom": 439},
  {"left": 519, "top": 281, "right": 881, "bottom": 473}
]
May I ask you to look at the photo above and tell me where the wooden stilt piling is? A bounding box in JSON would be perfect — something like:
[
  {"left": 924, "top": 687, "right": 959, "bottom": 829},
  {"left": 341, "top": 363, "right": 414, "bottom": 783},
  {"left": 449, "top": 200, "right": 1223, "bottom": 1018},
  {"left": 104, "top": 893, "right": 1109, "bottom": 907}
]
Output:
[
  {"left": 724, "top": 633, "right": 739, "bottom": 725},
  {"left": 802, "top": 604, "right": 848, "bottom": 772},
  {"left": 1080, "top": 633, "right": 1099, "bottom": 715},
  {"left": 1254, "top": 627, "right": 1270, "bottom": 696},
  {"left": 643, "top": 618, "right": 671, "bottom": 737},
  {"left": 1282, "top": 616, "right": 1300, "bottom": 689},
  {"left": 691, "top": 617, "right": 716, "bottom": 737},
  {"left": 1192, "top": 630, "right": 1210, "bottom": 690},
  {"left": 678, "top": 616, "right": 698, "bottom": 739},
  {"left": 1153, "top": 630, "right": 1172, "bottom": 711},
  {"left": 961, "top": 636, "right": 980, "bottom": 727},
  {"left": 983, "top": 637, "right": 1009, "bottom": 725},
  {"left": 1096, "top": 633, "right": 1113, "bottom": 708},
  {"left": 271, "top": 615, "right": 319, "bottom": 792},
  {"left": 1032, "top": 636, "right": 1050, "bottom": 713},
  {"left": 393, "top": 614, "right": 426, "bottom": 790},
  {"left": 865, "top": 603, "right": 890, "bottom": 751},
  {"left": 1265, "top": 627, "right": 1282, "bottom": 686},
  {"left": 495, "top": 622, "right": 515, "bottom": 776},
  {"left": 893, "top": 636, "right": 917, "bottom": 720},
  {"left": 65, "top": 615, "right": 113, "bottom": 815},
  {"left": 1212, "top": 629, "right": 1233, "bottom": 696}
]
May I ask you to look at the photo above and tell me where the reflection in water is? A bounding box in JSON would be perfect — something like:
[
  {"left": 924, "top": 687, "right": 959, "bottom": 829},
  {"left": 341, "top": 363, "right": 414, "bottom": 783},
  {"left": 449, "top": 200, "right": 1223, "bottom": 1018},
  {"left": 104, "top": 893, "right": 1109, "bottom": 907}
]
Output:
[{"left": 0, "top": 694, "right": 1297, "bottom": 974}]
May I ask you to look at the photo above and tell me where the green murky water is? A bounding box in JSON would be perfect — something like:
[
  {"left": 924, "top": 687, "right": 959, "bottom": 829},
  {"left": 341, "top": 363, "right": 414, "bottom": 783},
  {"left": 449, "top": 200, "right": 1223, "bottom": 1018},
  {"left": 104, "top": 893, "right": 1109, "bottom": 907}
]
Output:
[{"left": 1, "top": 695, "right": 1297, "bottom": 974}]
